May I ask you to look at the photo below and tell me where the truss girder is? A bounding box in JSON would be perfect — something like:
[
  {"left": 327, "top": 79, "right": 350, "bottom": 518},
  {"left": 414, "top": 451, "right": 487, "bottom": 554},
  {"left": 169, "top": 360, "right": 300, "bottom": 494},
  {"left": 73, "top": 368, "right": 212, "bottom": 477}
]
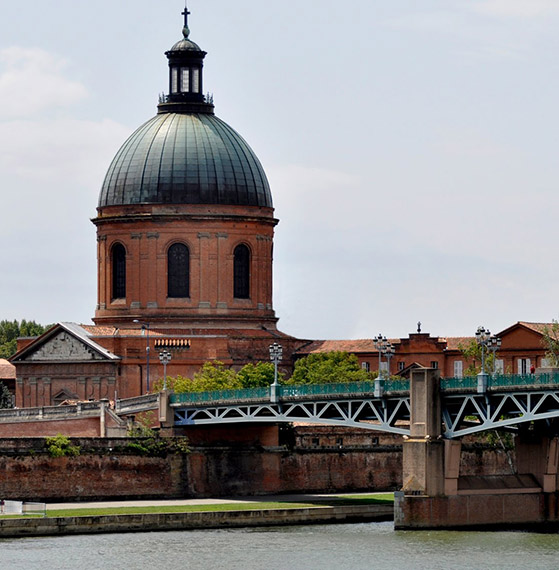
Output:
[
  {"left": 171, "top": 388, "right": 559, "bottom": 439},
  {"left": 443, "top": 390, "right": 559, "bottom": 438},
  {"left": 173, "top": 396, "right": 411, "bottom": 435}
]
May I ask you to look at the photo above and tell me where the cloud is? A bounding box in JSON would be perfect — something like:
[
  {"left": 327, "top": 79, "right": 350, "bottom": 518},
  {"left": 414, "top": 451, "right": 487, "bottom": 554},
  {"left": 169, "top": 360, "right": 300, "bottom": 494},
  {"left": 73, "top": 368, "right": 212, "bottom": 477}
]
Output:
[
  {"left": 0, "top": 114, "right": 132, "bottom": 324},
  {"left": 0, "top": 117, "right": 130, "bottom": 185},
  {"left": 470, "top": 0, "right": 559, "bottom": 19},
  {"left": 0, "top": 46, "right": 132, "bottom": 325},
  {"left": 0, "top": 47, "right": 88, "bottom": 119}
]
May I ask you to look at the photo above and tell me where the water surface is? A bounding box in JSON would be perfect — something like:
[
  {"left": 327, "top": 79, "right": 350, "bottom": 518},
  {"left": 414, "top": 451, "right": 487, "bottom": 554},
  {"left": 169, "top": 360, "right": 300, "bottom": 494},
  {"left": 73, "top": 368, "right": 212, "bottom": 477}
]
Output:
[{"left": 2, "top": 522, "right": 559, "bottom": 569}]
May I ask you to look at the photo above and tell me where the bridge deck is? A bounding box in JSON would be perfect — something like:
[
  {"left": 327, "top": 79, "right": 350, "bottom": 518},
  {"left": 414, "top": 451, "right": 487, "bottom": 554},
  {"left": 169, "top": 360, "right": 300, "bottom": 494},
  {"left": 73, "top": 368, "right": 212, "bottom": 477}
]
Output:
[{"left": 170, "top": 374, "right": 559, "bottom": 437}]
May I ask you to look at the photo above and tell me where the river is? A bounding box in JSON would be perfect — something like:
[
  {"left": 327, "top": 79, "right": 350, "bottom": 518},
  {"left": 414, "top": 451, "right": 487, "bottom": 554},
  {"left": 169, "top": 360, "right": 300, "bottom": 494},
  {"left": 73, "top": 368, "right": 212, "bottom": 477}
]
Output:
[{"left": 2, "top": 521, "right": 559, "bottom": 569}]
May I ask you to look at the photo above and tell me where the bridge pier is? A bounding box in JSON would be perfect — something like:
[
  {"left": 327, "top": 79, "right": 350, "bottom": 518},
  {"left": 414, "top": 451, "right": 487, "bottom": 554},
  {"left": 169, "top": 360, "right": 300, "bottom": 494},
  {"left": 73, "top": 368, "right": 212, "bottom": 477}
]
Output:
[
  {"left": 395, "top": 369, "right": 559, "bottom": 529},
  {"left": 516, "top": 425, "right": 559, "bottom": 494},
  {"left": 401, "top": 369, "right": 444, "bottom": 497}
]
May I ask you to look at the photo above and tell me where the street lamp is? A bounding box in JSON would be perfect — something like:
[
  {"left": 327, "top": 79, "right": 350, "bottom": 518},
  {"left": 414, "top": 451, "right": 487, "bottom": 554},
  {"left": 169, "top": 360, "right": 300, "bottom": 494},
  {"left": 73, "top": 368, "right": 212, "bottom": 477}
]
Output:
[
  {"left": 475, "top": 326, "right": 493, "bottom": 393},
  {"left": 373, "top": 334, "right": 387, "bottom": 378},
  {"left": 489, "top": 336, "right": 502, "bottom": 377},
  {"left": 158, "top": 349, "right": 172, "bottom": 391},
  {"left": 373, "top": 334, "right": 394, "bottom": 397},
  {"left": 133, "top": 320, "right": 150, "bottom": 393},
  {"left": 269, "top": 342, "right": 283, "bottom": 404},
  {"left": 384, "top": 344, "right": 395, "bottom": 377}
]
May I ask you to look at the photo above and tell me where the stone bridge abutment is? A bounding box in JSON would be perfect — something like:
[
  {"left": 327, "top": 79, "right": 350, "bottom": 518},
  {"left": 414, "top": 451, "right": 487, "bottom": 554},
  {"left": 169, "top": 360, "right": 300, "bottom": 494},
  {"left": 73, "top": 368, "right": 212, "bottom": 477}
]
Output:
[{"left": 396, "top": 369, "right": 559, "bottom": 529}]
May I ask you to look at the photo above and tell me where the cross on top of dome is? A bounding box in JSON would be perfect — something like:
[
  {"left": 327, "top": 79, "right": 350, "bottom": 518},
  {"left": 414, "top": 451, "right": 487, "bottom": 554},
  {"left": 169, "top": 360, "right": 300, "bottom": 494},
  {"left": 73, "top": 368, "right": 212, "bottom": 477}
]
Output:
[{"left": 182, "top": 3, "right": 191, "bottom": 39}]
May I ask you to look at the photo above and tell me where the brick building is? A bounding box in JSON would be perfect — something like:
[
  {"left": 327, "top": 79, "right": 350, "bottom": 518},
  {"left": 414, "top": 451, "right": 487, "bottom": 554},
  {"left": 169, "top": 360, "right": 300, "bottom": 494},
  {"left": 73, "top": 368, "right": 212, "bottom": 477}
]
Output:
[
  {"left": 11, "top": 11, "right": 307, "bottom": 408},
  {"left": 9, "top": 10, "right": 553, "bottom": 410},
  {"left": 296, "top": 321, "right": 552, "bottom": 379}
]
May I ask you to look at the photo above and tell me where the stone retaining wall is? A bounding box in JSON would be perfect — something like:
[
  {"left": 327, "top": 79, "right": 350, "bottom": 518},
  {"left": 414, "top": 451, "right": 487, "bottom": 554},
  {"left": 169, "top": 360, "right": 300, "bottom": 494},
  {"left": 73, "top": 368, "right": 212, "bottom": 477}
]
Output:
[{"left": 0, "top": 504, "right": 394, "bottom": 538}]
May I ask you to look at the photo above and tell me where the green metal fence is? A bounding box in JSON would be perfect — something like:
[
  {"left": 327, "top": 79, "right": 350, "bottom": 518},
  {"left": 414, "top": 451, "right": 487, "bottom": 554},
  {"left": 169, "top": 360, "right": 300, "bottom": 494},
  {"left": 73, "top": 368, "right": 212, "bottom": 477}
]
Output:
[
  {"left": 169, "top": 373, "right": 559, "bottom": 406},
  {"left": 440, "top": 376, "right": 478, "bottom": 390},
  {"left": 441, "top": 373, "right": 559, "bottom": 391},
  {"left": 171, "top": 387, "right": 269, "bottom": 405},
  {"left": 170, "top": 378, "right": 410, "bottom": 405}
]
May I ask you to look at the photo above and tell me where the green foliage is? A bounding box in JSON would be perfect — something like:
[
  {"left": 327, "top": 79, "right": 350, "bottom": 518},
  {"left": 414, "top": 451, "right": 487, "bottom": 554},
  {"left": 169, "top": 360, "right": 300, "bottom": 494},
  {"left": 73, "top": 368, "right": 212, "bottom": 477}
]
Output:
[
  {"left": 287, "top": 351, "right": 371, "bottom": 385},
  {"left": 157, "top": 362, "right": 239, "bottom": 394},
  {"left": 125, "top": 436, "right": 190, "bottom": 457},
  {"left": 162, "top": 361, "right": 281, "bottom": 394},
  {"left": 151, "top": 375, "right": 191, "bottom": 393},
  {"left": 458, "top": 339, "right": 496, "bottom": 376},
  {"left": 485, "top": 430, "right": 514, "bottom": 450},
  {"left": 190, "top": 361, "right": 239, "bottom": 390},
  {"left": 0, "top": 319, "right": 50, "bottom": 359},
  {"left": 127, "top": 411, "right": 157, "bottom": 437},
  {"left": 45, "top": 435, "right": 80, "bottom": 458},
  {"left": 0, "top": 382, "right": 12, "bottom": 409},
  {"left": 236, "top": 362, "right": 280, "bottom": 388},
  {"left": 542, "top": 321, "right": 559, "bottom": 368},
  {"left": 126, "top": 411, "right": 190, "bottom": 456},
  {"left": 162, "top": 353, "right": 371, "bottom": 395}
]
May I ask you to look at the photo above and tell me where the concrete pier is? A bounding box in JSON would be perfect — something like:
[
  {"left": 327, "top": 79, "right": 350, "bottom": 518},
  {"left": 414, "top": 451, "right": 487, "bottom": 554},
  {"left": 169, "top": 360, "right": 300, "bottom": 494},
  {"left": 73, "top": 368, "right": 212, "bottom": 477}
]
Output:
[{"left": 395, "top": 369, "right": 559, "bottom": 529}]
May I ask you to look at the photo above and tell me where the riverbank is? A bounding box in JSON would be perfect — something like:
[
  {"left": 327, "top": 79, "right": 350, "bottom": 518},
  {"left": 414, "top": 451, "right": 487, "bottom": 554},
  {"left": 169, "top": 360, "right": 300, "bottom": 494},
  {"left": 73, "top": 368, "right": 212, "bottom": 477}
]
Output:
[{"left": 0, "top": 505, "right": 393, "bottom": 538}]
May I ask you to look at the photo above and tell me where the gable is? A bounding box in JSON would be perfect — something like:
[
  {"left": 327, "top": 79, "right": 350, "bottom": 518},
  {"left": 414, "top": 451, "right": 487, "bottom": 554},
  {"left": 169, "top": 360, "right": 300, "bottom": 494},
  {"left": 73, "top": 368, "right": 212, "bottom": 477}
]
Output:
[
  {"left": 52, "top": 388, "right": 80, "bottom": 404},
  {"left": 21, "top": 331, "right": 107, "bottom": 362},
  {"left": 499, "top": 325, "right": 545, "bottom": 350}
]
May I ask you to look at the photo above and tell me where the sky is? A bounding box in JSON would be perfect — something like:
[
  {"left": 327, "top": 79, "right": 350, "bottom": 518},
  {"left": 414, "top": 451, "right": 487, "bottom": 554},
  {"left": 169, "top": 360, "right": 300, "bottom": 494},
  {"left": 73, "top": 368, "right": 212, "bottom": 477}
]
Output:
[{"left": 1, "top": 0, "right": 559, "bottom": 341}]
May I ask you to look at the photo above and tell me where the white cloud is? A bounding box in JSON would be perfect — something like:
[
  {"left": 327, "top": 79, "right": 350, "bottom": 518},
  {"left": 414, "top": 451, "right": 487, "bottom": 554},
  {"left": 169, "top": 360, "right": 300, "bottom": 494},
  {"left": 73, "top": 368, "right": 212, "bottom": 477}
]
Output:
[
  {"left": 0, "top": 47, "right": 132, "bottom": 325},
  {"left": 470, "top": 0, "right": 559, "bottom": 19},
  {"left": 0, "top": 114, "right": 132, "bottom": 324},
  {"left": 0, "top": 47, "right": 88, "bottom": 119},
  {"left": 0, "top": 117, "right": 130, "bottom": 185}
]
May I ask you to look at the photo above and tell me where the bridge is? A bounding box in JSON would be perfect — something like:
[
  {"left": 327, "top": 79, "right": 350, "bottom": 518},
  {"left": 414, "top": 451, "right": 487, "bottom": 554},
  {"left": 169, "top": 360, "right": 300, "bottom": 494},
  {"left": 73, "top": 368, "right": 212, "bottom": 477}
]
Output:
[
  {"left": 165, "top": 372, "right": 559, "bottom": 438},
  {"left": 164, "top": 369, "right": 559, "bottom": 530}
]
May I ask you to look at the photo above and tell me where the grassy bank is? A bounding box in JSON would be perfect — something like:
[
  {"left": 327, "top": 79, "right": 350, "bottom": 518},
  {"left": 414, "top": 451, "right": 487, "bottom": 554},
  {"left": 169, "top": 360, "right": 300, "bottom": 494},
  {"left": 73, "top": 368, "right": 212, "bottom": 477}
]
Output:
[{"left": 0, "top": 493, "right": 394, "bottom": 519}]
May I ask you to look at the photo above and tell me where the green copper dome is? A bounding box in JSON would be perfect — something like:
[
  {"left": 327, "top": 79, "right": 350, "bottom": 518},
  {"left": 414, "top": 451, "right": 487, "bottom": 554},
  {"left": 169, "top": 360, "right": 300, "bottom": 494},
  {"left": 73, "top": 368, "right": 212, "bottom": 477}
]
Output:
[{"left": 99, "top": 112, "right": 272, "bottom": 208}]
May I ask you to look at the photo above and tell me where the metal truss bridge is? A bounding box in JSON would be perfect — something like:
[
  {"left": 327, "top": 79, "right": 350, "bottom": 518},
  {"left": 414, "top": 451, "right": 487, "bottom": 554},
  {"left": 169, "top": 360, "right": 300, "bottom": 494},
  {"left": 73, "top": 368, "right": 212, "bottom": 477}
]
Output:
[{"left": 169, "top": 374, "right": 559, "bottom": 439}]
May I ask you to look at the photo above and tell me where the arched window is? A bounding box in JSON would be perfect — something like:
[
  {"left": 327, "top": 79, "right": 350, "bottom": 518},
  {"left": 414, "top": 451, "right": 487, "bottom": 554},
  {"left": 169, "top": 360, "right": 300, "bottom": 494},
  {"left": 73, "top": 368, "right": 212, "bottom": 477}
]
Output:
[
  {"left": 234, "top": 244, "right": 250, "bottom": 299},
  {"left": 111, "top": 243, "right": 126, "bottom": 299},
  {"left": 168, "top": 243, "right": 190, "bottom": 298}
]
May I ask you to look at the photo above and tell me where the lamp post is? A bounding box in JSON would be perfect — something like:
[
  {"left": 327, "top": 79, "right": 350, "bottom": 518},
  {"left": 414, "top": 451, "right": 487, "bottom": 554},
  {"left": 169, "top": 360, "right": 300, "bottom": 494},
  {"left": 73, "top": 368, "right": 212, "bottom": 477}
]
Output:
[
  {"left": 475, "top": 326, "right": 492, "bottom": 393},
  {"left": 133, "top": 320, "right": 150, "bottom": 393},
  {"left": 158, "top": 349, "right": 172, "bottom": 391},
  {"left": 385, "top": 343, "right": 395, "bottom": 377},
  {"left": 373, "top": 334, "right": 394, "bottom": 397},
  {"left": 489, "top": 336, "right": 502, "bottom": 377},
  {"left": 269, "top": 342, "right": 283, "bottom": 404}
]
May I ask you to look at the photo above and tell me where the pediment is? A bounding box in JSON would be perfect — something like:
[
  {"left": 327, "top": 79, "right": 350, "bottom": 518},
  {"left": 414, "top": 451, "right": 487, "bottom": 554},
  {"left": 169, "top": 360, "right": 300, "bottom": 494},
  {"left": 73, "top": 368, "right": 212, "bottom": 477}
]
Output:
[
  {"left": 499, "top": 324, "right": 546, "bottom": 350},
  {"left": 23, "top": 331, "right": 107, "bottom": 362}
]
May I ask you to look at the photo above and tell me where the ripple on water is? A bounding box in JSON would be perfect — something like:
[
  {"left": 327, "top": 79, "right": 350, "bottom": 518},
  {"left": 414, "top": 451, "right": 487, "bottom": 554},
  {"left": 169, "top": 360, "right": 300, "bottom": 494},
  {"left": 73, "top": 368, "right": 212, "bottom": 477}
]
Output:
[{"left": 2, "top": 522, "right": 559, "bottom": 570}]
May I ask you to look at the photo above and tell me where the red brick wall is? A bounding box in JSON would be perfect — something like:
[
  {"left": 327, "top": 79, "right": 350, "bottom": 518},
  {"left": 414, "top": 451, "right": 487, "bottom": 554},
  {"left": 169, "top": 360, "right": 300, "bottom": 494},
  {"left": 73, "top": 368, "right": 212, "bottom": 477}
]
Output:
[
  {"left": 0, "top": 438, "right": 514, "bottom": 501},
  {"left": 0, "top": 455, "right": 185, "bottom": 501},
  {"left": 0, "top": 418, "right": 101, "bottom": 438},
  {"left": 93, "top": 203, "right": 277, "bottom": 328}
]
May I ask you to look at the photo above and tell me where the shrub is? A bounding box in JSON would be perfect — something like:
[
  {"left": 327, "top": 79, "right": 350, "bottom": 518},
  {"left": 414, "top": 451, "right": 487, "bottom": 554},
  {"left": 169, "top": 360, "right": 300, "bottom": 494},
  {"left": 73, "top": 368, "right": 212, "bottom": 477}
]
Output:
[{"left": 45, "top": 434, "right": 80, "bottom": 457}]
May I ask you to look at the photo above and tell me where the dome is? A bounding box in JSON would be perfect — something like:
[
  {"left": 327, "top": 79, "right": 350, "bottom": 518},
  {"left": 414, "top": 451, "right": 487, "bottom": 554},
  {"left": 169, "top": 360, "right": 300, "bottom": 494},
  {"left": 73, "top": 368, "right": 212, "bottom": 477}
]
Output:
[
  {"left": 99, "top": 112, "right": 273, "bottom": 208},
  {"left": 169, "top": 37, "right": 202, "bottom": 52}
]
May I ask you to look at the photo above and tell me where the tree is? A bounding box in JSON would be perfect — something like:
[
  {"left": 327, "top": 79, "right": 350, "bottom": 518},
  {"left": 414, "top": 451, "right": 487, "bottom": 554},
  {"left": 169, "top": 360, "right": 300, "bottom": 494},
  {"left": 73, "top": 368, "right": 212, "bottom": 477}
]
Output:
[
  {"left": 0, "top": 382, "right": 12, "bottom": 409},
  {"left": 458, "top": 339, "right": 496, "bottom": 376},
  {"left": 189, "top": 361, "right": 239, "bottom": 391},
  {"left": 0, "top": 320, "right": 50, "bottom": 359},
  {"left": 286, "top": 351, "right": 371, "bottom": 385},
  {"left": 541, "top": 321, "right": 559, "bottom": 367},
  {"left": 236, "top": 362, "right": 280, "bottom": 388},
  {"left": 155, "top": 360, "right": 280, "bottom": 394}
]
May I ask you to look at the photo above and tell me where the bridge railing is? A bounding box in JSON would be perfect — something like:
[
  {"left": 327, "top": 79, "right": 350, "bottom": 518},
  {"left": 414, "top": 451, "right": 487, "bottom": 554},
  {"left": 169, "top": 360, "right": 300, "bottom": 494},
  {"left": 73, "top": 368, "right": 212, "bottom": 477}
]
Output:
[
  {"left": 170, "top": 387, "right": 270, "bottom": 405},
  {"left": 441, "top": 372, "right": 559, "bottom": 391},
  {"left": 115, "top": 393, "right": 160, "bottom": 414},
  {"left": 169, "top": 378, "right": 410, "bottom": 406}
]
